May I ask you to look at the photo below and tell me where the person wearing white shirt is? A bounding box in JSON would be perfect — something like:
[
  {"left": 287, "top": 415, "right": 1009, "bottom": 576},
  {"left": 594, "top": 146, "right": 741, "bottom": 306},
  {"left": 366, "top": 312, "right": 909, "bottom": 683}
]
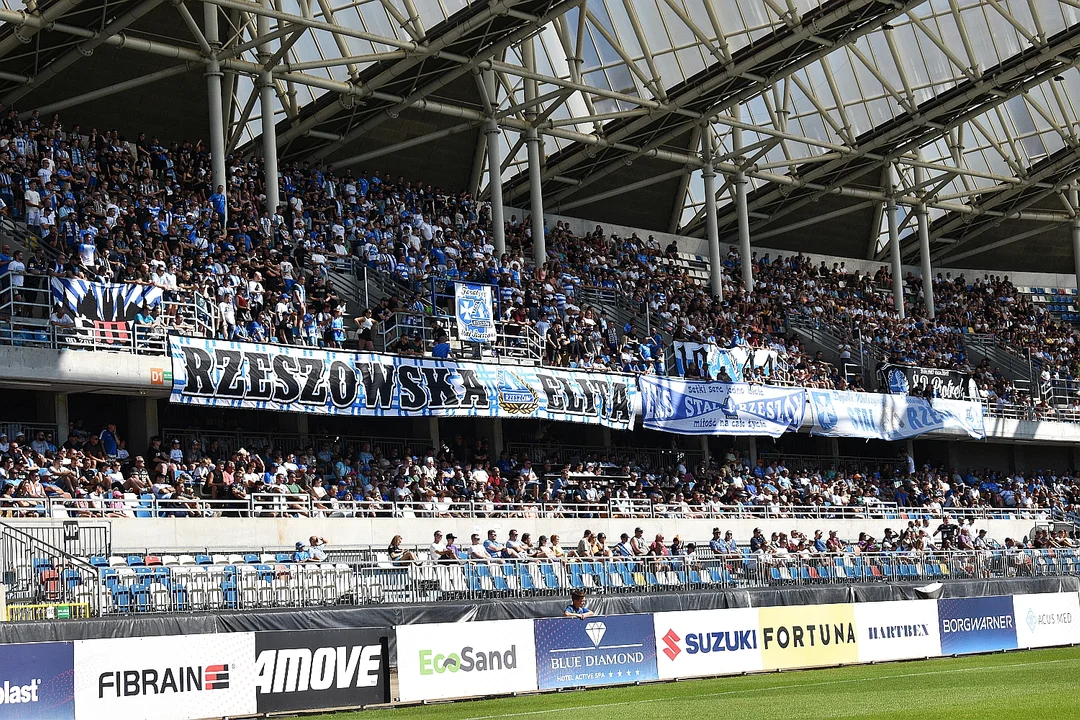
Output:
[{"left": 429, "top": 530, "right": 456, "bottom": 561}]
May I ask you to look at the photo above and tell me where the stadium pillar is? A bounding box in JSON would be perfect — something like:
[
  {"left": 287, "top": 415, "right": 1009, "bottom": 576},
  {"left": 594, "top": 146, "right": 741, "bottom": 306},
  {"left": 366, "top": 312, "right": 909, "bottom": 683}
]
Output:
[
  {"left": 701, "top": 130, "right": 723, "bottom": 300},
  {"left": 732, "top": 110, "right": 752, "bottom": 292},
  {"left": 126, "top": 397, "right": 158, "bottom": 456},
  {"left": 1071, "top": 187, "right": 1080, "bottom": 297},
  {"left": 887, "top": 166, "right": 905, "bottom": 319},
  {"left": 204, "top": 4, "right": 227, "bottom": 211},
  {"left": 700, "top": 436, "right": 710, "bottom": 466},
  {"left": 523, "top": 37, "right": 544, "bottom": 266},
  {"left": 258, "top": 3, "right": 279, "bottom": 219},
  {"left": 485, "top": 120, "right": 506, "bottom": 257},
  {"left": 491, "top": 418, "right": 504, "bottom": 457},
  {"left": 747, "top": 436, "right": 758, "bottom": 467},
  {"left": 55, "top": 393, "right": 69, "bottom": 446},
  {"left": 428, "top": 417, "right": 440, "bottom": 453},
  {"left": 915, "top": 162, "right": 934, "bottom": 319}
]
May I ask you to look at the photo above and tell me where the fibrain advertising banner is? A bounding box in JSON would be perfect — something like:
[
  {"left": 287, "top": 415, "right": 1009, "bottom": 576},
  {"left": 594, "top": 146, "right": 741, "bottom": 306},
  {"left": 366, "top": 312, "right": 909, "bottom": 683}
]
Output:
[
  {"left": 169, "top": 337, "right": 636, "bottom": 429},
  {"left": 396, "top": 620, "right": 538, "bottom": 702},
  {"left": 0, "top": 642, "right": 74, "bottom": 719},
  {"left": 533, "top": 614, "right": 658, "bottom": 690}
]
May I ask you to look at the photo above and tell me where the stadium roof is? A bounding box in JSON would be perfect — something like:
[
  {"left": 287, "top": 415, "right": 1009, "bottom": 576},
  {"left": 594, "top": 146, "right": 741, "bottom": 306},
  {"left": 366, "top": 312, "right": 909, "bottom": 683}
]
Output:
[{"left": 3, "top": 0, "right": 1080, "bottom": 271}]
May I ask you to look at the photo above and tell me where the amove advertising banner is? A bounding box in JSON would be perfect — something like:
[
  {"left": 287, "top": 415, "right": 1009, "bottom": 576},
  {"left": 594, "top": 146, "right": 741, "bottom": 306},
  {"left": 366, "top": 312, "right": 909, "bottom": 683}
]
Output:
[
  {"left": 652, "top": 608, "right": 763, "bottom": 680},
  {"left": 533, "top": 614, "right": 658, "bottom": 690},
  {"left": 396, "top": 620, "right": 537, "bottom": 702},
  {"left": 854, "top": 600, "right": 942, "bottom": 663},
  {"left": 937, "top": 596, "right": 1018, "bottom": 655},
  {"left": 0, "top": 642, "right": 75, "bottom": 720}
]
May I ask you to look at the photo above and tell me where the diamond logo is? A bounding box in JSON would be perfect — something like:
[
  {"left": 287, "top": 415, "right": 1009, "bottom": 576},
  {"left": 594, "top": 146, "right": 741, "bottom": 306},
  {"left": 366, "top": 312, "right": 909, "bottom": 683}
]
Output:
[
  {"left": 585, "top": 621, "right": 607, "bottom": 647},
  {"left": 1027, "top": 607, "right": 1038, "bottom": 634}
]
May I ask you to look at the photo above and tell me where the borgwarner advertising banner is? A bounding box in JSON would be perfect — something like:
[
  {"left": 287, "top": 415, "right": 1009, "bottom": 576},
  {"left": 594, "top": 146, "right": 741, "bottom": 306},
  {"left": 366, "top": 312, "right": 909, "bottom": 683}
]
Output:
[
  {"left": 652, "top": 608, "right": 763, "bottom": 680},
  {"left": 807, "top": 389, "right": 985, "bottom": 441},
  {"left": 937, "top": 596, "right": 1018, "bottom": 655},
  {"left": 0, "top": 641, "right": 75, "bottom": 719},
  {"left": 254, "top": 629, "right": 389, "bottom": 713},
  {"left": 638, "top": 375, "right": 804, "bottom": 437},
  {"left": 533, "top": 614, "right": 658, "bottom": 690},
  {"left": 396, "top": 620, "right": 538, "bottom": 702},
  {"left": 169, "top": 337, "right": 637, "bottom": 429}
]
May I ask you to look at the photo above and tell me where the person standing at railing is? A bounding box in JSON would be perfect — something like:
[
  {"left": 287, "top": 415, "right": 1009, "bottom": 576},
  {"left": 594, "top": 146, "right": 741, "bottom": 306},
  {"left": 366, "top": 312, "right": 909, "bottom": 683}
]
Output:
[{"left": 563, "top": 590, "right": 595, "bottom": 619}]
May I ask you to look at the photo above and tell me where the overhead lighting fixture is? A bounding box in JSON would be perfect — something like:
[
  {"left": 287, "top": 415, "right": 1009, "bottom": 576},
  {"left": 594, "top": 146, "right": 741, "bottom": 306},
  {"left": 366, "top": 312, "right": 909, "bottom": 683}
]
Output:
[{"left": 1054, "top": 75, "right": 1065, "bottom": 82}]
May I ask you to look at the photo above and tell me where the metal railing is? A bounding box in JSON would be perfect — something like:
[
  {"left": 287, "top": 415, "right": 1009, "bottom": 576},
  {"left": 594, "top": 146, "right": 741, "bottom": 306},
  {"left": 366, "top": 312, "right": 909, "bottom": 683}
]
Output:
[
  {"left": 159, "top": 427, "right": 434, "bottom": 459},
  {"left": 0, "top": 519, "right": 103, "bottom": 616},
  {"left": 504, "top": 442, "right": 703, "bottom": 471},
  {"left": 378, "top": 310, "right": 542, "bottom": 365},
  {"left": 65, "top": 548, "right": 1080, "bottom": 616}
]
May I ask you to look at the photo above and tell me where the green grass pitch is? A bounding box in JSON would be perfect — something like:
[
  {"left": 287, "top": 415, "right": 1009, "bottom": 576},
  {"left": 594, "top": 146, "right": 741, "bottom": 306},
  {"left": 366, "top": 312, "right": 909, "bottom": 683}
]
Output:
[{"left": 305, "top": 646, "right": 1080, "bottom": 720}]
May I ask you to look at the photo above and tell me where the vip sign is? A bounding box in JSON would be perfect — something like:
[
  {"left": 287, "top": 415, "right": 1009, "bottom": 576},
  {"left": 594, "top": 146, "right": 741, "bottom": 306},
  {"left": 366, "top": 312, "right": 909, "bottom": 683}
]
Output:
[
  {"left": 1012, "top": 592, "right": 1080, "bottom": 649},
  {"left": 652, "top": 608, "right": 763, "bottom": 680},
  {"left": 73, "top": 633, "right": 256, "bottom": 720},
  {"left": 396, "top": 620, "right": 537, "bottom": 702},
  {"left": 854, "top": 600, "right": 942, "bottom": 663},
  {"left": 758, "top": 603, "right": 858, "bottom": 671}
]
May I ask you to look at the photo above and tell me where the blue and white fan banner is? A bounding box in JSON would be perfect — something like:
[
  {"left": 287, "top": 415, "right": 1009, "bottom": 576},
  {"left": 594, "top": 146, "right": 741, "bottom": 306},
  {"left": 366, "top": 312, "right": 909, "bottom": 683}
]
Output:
[
  {"left": 637, "top": 375, "right": 805, "bottom": 437},
  {"left": 455, "top": 282, "right": 496, "bottom": 343},
  {"left": 671, "top": 341, "right": 778, "bottom": 380},
  {"left": 50, "top": 277, "right": 163, "bottom": 322},
  {"left": 808, "top": 389, "right": 985, "bottom": 441},
  {"left": 169, "top": 336, "right": 638, "bottom": 429}
]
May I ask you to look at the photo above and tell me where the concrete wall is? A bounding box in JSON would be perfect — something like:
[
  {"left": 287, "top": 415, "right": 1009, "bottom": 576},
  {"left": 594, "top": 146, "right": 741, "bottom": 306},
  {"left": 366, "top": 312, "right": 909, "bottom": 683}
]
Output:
[
  {"left": 0, "top": 345, "right": 170, "bottom": 396},
  {"left": 76, "top": 515, "right": 1044, "bottom": 553}
]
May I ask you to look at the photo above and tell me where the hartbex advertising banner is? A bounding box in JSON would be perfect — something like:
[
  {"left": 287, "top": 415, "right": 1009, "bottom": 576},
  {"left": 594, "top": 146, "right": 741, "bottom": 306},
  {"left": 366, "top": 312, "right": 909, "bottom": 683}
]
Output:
[
  {"left": 533, "top": 614, "right": 658, "bottom": 690},
  {"left": 807, "top": 389, "right": 985, "bottom": 441},
  {"left": 652, "top": 608, "right": 763, "bottom": 680},
  {"left": 72, "top": 633, "right": 256, "bottom": 720},
  {"left": 253, "top": 629, "right": 389, "bottom": 713},
  {"left": 938, "top": 596, "right": 1018, "bottom": 655},
  {"left": 854, "top": 600, "right": 942, "bottom": 663},
  {"left": 0, "top": 641, "right": 75, "bottom": 719},
  {"left": 1012, "top": 592, "right": 1080, "bottom": 649},
  {"left": 757, "top": 603, "right": 859, "bottom": 670},
  {"left": 396, "top": 620, "right": 537, "bottom": 702},
  {"left": 637, "top": 375, "right": 804, "bottom": 437},
  {"left": 169, "top": 336, "right": 637, "bottom": 429}
]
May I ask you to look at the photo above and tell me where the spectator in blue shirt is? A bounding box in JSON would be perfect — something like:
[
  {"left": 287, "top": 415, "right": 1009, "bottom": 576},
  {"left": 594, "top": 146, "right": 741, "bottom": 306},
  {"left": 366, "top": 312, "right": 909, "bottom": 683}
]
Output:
[
  {"left": 432, "top": 332, "right": 453, "bottom": 360},
  {"left": 563, "top": 590, "right": 595, "bottom": 619},
  {"left": 482, "top": 529, "right": 505, "bottom": 558}
]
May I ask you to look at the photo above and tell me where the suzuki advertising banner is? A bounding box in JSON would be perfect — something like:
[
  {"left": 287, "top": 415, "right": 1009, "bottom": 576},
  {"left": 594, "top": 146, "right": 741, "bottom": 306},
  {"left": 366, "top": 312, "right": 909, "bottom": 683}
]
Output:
[
  {"left": 254, "top": 629, "right": 389, "bottom": 713},
  {"left": 652, "top": 608, "right": 763, "bottom": 680},
  {"left": 0, "top": 642, "right": 74, "bottom": 719},
  {"left": 1012, "top": 592, "right": 1080, "bottom": 649},
  {"left": 396, "top": 620, "right": 537, "bottom": 702},
  {"left": 854, "top": 600, "right": 942, "bottom": 663},
  {"left": 533, "top": 614, "right": 658, "bottom": 689},
  {"left": 72, "top": 633, "right": 256, "bottom": 720},
  {"left": 757, "top": 603, "right": 859, "bottom": 670},
  {"left": 937, "top": 596, "right": 1018, "bottom": 655}
]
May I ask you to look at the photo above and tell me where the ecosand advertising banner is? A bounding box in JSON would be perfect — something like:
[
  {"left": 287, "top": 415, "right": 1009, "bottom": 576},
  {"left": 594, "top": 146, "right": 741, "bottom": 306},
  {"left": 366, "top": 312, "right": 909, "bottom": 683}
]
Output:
[{"left": 395, "top": 620, "right": 538, "bottom": 702}]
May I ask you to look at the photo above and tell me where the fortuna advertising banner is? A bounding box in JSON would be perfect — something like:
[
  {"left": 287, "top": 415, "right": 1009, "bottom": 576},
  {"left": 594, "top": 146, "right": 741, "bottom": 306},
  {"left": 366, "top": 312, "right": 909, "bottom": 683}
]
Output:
[
  {"left": 455, "top": 282, "right": 496, "bottom": 344},
  {"left": 637, "top": 375, "right": 805, "bottom": 437},
  {"left": 807, "top": 389, "right": 985, "bottom": 441},
  {"left": 757, "top": 603, "right": 859, "bottom": 670},
  {"left": 169, "top": 337, "right": 637, "bottom": 429}
]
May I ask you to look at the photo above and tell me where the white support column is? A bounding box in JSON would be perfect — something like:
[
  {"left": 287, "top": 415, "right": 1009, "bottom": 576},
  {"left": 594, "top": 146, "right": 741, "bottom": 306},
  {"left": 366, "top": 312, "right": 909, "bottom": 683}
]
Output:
[
  {"left": 733, "top": 111, "right": 752, "bottom": 292},
  {"left": 1072, "top": 187, "right": 1080, "bottom": 298},
  {"left": 483, "top": 71, "right": 505, "bottom": 257},
  {"left": 55, "top": 393, "right": 69, "bottom": 447},
  {"left": 523, "top": 37, "right": 545, "bottom": 265},
  {"left": 915, "top": 163, "right": 934, "bottom": 319},
  {"left": 887, "top": 165, "right": 905, "bottom": 319},
  {"left": 204, "top": 4, "right": 227, "bottom": 216},
  {"left": 258, "top": 2, "right": 279, "bottom": 218},
  {"left": 702, "top": 129, "right": 723, "bottom": 300}
]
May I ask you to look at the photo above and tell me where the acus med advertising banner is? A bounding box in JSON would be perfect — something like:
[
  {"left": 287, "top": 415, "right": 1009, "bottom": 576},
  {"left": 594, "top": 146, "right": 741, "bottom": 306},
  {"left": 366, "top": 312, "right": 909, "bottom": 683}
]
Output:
[
  {"left": 652, "top": 608, "right": 763, "bottom": 680},
  {"left": 757, "top": 603, "right": 858, "bottom": 670},
  {"left": 396, "top": 620, "right": 537, "bottom": 702},
  {"left": 937, "top": 596, "right": 1018, "bottom": 655},
  {"left": 72, "top": 633, "right": 256, "bottom": 720},
  {"left": 533, "top": 614, "right": 658, "bottom": 689},
  {"left": 1012, "top": 592, "right": 1080, "bottom": 649},
  {"left": 0, "top": 642, "right": 74, "bottom": 719},
  {"left": 853, "top": 600, "right": 942, "bottom": 663}
]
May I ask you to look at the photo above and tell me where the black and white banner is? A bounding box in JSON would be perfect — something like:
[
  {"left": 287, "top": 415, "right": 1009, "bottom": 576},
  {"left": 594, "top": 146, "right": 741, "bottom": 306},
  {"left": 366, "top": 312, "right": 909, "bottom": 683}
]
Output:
[
  {"left": 50, "top": 277, "right": 162, "bottom": 323},
  {"left": 881, "top": 364, "right": 976, "bottom": 400},
  {"left": 254, "top": 629, "right": 389, "bottom": 713}
]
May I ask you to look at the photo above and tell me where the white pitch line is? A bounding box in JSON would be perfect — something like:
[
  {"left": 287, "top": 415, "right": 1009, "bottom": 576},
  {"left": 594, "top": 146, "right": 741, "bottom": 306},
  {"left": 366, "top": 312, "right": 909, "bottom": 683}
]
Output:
[{"left": 455, "top": 657, "right": 1077, "bottom": 720}]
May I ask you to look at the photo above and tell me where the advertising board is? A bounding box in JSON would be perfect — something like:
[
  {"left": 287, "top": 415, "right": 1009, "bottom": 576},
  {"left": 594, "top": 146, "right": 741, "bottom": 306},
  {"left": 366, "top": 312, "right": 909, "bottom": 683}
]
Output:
[
  {"left": 757, "top": 603, "right": 858, "bottom": 670},
  {"left": 854, "top": 600, "right": 942, "bottom": 663},
  {"left": 937, "top": 596, "right": 1018, "bottom": 655},
  {"left": 254, "top": 629, "right": 389, "bottom": 712},
  {"left": 533, "top": 614, "right": 658, "bottom": 689},
  {"left": 652, "top": 608, "right": 763, "bottom": 680},
  {"left": 1012, "top": 592, "right": 1080, "bottom": 649},
  {"left": 72, "top": 633, "right": 256, "bottom": 720},
  {"left": 0, "top": 642, "right": 74, "bottom": 719},
  {"left": 396, "top": 620, "right": 537, "bottom": 702}
]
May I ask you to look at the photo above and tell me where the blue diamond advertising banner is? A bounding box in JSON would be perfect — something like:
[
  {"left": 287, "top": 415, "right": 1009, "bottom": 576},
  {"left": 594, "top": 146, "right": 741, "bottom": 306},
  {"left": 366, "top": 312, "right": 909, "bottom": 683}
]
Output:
[
  {"left": 533, "top": 615, "right": 658, "bottom": 690},
  {"left": 937, "top": 596, "right": 1018, "bottom": 655}
]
